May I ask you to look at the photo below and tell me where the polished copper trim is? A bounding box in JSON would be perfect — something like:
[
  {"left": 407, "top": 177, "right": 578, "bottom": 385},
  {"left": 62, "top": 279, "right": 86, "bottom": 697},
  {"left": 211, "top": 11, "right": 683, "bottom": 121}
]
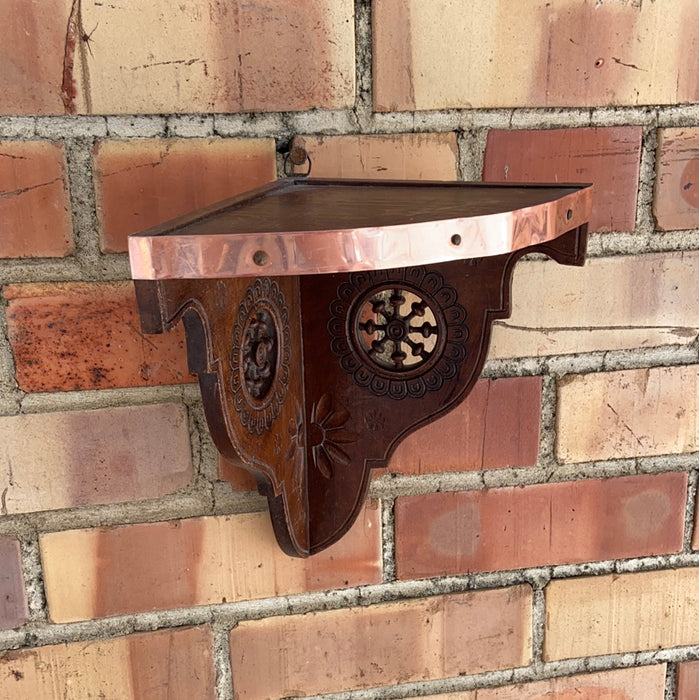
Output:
[{"left": 129, "top": 179, "right": 592, "bottom": 280}]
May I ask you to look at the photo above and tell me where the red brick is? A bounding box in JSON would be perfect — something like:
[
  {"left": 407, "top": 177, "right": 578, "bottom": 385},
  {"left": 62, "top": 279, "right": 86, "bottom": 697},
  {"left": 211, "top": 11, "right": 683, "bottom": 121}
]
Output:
[
  {"left": 483, "top": 127, "right": 642, "bottom": 232},
  {"left": 290, "top": 133, "right": 459, "bottom": 180},
  {"left": 654, "top": 127, "right": 699, "bottom": 231},
  {"left": 0, "top": 141, "right": 72, "bottom": 258},
  {"left": 5, "top": 282, "right": 191, "bottom": 392},
  {"left": 0, "top": 404, "right": 192, "bottom": 514},
  {"left": 230, "top": 586, "right": 532, "bottom": 698},
  {"left": 0, "top": 538, "right": 27, "bottom": 631},
  {"left": 94, "top": 139, "right": 277, "bottom": 252},
  {"left": 41, "top": 505, "right": 381, "bottom": 622},
  {"left": 545, "top": 567, "right": 699, "bottom": 660},
  {"left": 373, "top": 0, "right": 699, "bottom": 110},
  {"left": 420, "top": 666, "right": 666, "bottom": 699},
  {"left": 396, "top": 473, "right": 686, "bottom": 579},
  {"left": 389, "top": 377, "right": 541, "bottom": 474},
  {"left": 557, "top": 366, "right": 699, "bottom": 463},
  {"left": 0, "top": 1, "right": 70, "bottom": 114},
  {"left": 0, "top": 627, "right": 215, "bottom": 698},
  {"left": 678, "top": 661, "right": 699, "bottom": 700}
]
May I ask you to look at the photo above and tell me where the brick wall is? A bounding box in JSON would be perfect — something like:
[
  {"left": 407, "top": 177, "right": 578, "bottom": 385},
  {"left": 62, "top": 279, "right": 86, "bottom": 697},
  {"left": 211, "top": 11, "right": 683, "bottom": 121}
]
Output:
[{"left": 1, "top": 1, "right": 698, "bottom": 698}]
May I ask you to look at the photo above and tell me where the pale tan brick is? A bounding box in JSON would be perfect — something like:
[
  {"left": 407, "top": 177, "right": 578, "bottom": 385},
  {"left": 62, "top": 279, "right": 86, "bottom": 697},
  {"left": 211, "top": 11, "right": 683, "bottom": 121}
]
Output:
[
  {"left": 490, "top": 252, "right": 699, "bottom": 359},
  {"left": 374, "top": 0, "right": 699, "bottom": 110},
  {"left": 654, "top": 127, "right": 699, "bottom": 231},
  {"left": 419, "top": 665, "right": 666, "bottom": 699},
  {"left": 41, "top": 505, "right": 381, "bottom": 622},
  {"left": 0, "top": 627, "right": 215, "bottom": 698},
  {"left": 0, "top": 404, "right": 192, "bottom": 514},
  {"left": 230, "top": 587, "right": 532, "bottom": 698},
  {"left": 291, "top": 133, "right": 459, "bottom": 180},
  {"left": 557, "top": 365, "right": 699, "bottom": 463},
  {"left": 73, "top": 0, "right": 354, "bottom": 113},
  {"left": 545, "top": 568, "right": 699, "bottom": 660}
]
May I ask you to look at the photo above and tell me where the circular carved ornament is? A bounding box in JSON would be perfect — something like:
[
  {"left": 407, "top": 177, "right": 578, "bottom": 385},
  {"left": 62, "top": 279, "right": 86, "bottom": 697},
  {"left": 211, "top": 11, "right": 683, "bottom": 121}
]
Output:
[
  {"left": 328, "top": 267, "right": 469, "bottom": 400},
  {"left": 230, "top": 278, "right": 291, "bottom": 435}
]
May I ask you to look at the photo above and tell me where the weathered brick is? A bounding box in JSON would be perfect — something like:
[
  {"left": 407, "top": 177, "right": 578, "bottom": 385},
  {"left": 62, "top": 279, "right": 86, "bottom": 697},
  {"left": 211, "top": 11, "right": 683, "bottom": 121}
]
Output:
[
  {"left": 678, "top": 661, "right": 699, "bottom": 700},
  {"left": 0, "top": 627, "right": 214, "bottom": 698},
  {"left": 94, "top": 138, "right": 277, "bottom": 252},
  {"left": 0, "top": 141, "right": 73, "bottom": 258},
  {"left": 419, "top": 666, "right": 666, "bottom": 699},
  {"left": 0, "top": 404, "right": 192, "bottom": 514},
  {"left": 0, "top": 538, "right": 27, "bottom": 631},
  {"left": 483, "top": 127, "right": 642, "bottom": 232},
  {"left": 0, "top": 1, "right": 70, "bottom": 114},
  {"left": 41, "top": 505, "right": 380, "bottom": 622},
  {"left": 396, "top": 473, "right": 686, "bottom": 580},
  {"left": 5, "top": 282, "right": 191, "bottom": 392},
  {"left": 230, "top": 586, "right": 532, "bottom": 698},
  {"left": 69, "top": 1, "right": 354, "bottom": 113},
  {"left": 557, "top": 365, "right": 699, "bottom": 463},
  {"left": 654, "top": 127, "right": 699, "bottom": 231},
  {"left": 694, "top": 491, "right": 699, "bottom": 550},
  {"left": 389, "top": 377, "right": 541, "bottom": 474},
  {"left": 290, "top": 133, "right": 459, "bottom": 180},
  {"left": 218, "top": 455, "right": 258, "bottom": 491},
  {"left": 545, "top": 568, "right": 699, "bottom": 660},
  {"left": 373, "top": 0, "right": 699, "bottom": 110},
  {"left": 490, "top": 251, "right": 699, "bottom": 359}
]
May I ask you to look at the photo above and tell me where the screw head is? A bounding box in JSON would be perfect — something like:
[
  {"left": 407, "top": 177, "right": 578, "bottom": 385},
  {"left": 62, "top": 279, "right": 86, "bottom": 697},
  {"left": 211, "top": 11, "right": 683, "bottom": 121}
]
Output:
[{"left": 253, "top": 250, "right": 269, "bottom": 267}]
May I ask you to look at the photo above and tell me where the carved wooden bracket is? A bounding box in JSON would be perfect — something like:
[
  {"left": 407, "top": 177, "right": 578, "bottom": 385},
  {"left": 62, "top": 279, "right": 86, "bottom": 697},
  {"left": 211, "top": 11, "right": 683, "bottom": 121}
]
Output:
[{"left": 129, "top": 179, "right": 591, "bottom": 557}]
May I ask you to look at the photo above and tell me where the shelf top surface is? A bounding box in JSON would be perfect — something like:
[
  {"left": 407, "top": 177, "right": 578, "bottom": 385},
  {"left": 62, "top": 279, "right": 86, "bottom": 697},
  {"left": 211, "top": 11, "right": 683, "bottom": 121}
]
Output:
[{"left": 129, "top": 178, "right": 592, "bottom": 280}]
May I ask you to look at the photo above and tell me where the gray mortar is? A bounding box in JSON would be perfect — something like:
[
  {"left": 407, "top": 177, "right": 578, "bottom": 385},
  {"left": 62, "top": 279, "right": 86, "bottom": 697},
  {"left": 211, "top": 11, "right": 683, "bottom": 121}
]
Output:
[
  {"left": 380, "top": 498, "right": 396, "bottom": 583},
  {"left": 106, "top": 115, "right": 168, "bottom": 138}
]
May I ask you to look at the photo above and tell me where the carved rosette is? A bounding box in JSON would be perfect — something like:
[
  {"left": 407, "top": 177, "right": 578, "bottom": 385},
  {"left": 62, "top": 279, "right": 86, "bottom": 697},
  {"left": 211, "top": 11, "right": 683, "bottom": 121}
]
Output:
[
  {"left": 328, "top": 267, "right": 469, "bottom": 399},
  {"left": 230, "top": 277, "right": 291, "bottom": 435}
]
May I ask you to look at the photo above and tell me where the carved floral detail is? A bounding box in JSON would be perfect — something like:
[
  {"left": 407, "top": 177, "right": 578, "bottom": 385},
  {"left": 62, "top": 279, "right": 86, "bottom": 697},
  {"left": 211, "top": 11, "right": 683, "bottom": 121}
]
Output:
[
  {"left": 287, "top": 393, "right": 355, "bottom": 479},
  {"left": 328, "top": 267, "right": 469, "bottom": 400},
  {"left": 230, "top": 278, "right": 290, "bottom": 435}
]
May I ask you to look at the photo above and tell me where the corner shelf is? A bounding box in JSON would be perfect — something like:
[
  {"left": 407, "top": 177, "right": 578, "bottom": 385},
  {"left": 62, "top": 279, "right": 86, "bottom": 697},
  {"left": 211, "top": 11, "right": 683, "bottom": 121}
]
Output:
[{"left": 129, "top": 178, "right": 592, "bottom": 557}]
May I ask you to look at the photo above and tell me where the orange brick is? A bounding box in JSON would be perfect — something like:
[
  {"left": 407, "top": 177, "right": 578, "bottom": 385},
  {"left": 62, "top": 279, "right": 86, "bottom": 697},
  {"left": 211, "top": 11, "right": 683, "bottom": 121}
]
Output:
[
  {"left": 41, "top": 505, "right": 380, "bottom": 622},
  {"left": 0, "top": 141, "right": 73, "bottom": 258},
  {"left": 94, "top": 139, "right": 277, "bottom": 252},
  {"left": 373, "top": 0, "right": 699, "bottom": 110},
  {"left": 545, "top": 567, "right": 699, "bottom": 660},
  {"left": 483, "top": 127, "right": 642, "bottom": 232},
  {"left": 230, "top": 586, "right": 532, "bottom": 698},
  {"left": 490, "top": 251, "right": 699, "bottom": 359},
  {"left": 5, "top": 282, "right": 191, "bottom": 392},
  {"left": 0, "top": 538, "right": 27, "bottom": 631},
  {"left": 389, "top": 377, "right": 541, "bottom": 474},
  {"left": 654, "top": 128, "right": 699, "bottom": 231},
  {"left": 678, "top": 661, "right": 699, "bottom": 700},
  {"left": 0, "top": 404, "right": 192, "bottom": 514},
  {"left": 65, "top": 1, "right": 354, "bottom": 113},
  {"left": 0, "top": 1, "right": 70, "bottom": 114},
  {"left": 557, "top": 366, "right": 699, "bottom": 463},
  {"left": 420, "top": 666, "right": 666, "bottom": 699},
  {"left": 290, "top": 133, "right": 459, "bottom": 180},
  {"left": 396, "top": 473, "right": 686, "bottom": 579},
  {"left": 0, "top": 627, "right": 214, "bottom": 698}
]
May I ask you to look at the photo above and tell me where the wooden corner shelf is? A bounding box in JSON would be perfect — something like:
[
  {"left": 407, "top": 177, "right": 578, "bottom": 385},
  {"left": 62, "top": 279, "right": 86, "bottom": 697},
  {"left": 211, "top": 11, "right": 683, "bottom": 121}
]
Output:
[{"left": 129, "top": 178, "right": 592, "bottom": 557}]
